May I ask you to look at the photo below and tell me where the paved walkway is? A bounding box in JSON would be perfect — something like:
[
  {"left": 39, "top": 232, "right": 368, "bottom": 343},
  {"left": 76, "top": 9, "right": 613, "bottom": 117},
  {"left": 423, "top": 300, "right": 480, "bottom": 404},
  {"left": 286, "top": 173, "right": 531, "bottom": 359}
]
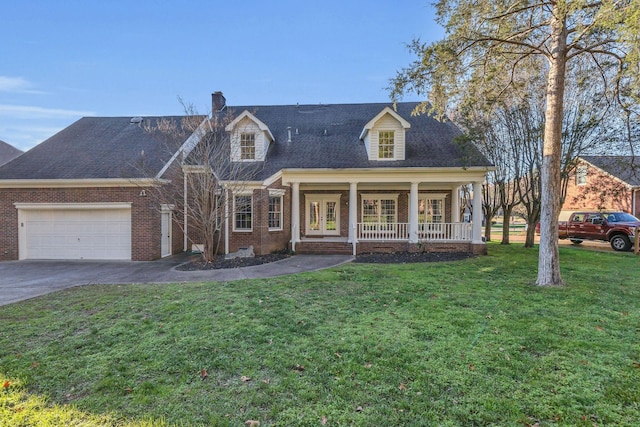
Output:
[{"left": 0, "top": 254, "right": 354, "bottom": 307}]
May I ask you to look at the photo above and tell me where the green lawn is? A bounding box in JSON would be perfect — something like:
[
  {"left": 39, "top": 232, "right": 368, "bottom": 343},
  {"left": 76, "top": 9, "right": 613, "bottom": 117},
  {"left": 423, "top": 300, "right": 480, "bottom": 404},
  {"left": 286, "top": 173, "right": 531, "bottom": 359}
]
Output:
[{"left": 1, "top": 244, "right": 639, "bottom": 426}]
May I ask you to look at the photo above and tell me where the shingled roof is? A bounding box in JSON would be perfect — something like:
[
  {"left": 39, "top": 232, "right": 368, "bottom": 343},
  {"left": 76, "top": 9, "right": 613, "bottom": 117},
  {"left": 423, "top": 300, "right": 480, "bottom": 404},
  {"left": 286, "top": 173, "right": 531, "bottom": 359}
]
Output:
[
  {"left": 0, "top": 140, "right": 23, "bottom": 167},
  {"left": 581, "top": 155, "right": 640, "bottom": 187},
  {"left": 206, "top": 101, "right": 491, "bottom": 180},
  {"left": 0, "top": 116, "right": 203, "bottom": 180}
]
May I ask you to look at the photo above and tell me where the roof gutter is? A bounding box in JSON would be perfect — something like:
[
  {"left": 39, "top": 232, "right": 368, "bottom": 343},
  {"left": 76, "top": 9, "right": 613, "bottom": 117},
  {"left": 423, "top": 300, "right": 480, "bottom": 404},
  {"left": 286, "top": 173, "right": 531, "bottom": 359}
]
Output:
[{"left": 0, "top": 178, "right": 167, "bottom": 189}]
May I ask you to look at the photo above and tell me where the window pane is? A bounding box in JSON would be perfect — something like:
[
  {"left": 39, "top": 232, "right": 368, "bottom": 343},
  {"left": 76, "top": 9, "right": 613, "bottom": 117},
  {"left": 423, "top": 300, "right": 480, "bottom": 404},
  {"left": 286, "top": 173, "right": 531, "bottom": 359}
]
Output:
[
  {"left": 269, "top": 196, "right": 282, "bottom": 229},
  {"left": 240, "top": 133, "right": 255, "bottom": 160},
  {"left": 235, "top": 195, "right": 252, "bottom": 230},
  {"left": 378, "top": 131, "right": 394, "bottom": 159}
]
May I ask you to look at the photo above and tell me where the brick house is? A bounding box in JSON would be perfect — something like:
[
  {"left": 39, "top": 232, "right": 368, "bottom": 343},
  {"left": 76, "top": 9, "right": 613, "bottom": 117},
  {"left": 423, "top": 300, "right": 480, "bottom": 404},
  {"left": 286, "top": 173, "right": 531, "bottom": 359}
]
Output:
[
  {"left": 195, "top": 94, "right": 492, "bottom": 257},
  {"left": 0, "top": 94, "right": 493, "bottom": 261},
  {"left": 563, "top": 156, "right": 640, "bottom": 218}
]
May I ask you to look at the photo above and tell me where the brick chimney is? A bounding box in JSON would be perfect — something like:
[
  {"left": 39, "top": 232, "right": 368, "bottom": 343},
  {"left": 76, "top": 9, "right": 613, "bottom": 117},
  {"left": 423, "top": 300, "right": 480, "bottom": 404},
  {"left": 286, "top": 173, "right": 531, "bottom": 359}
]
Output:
[{"left": 212, "top": 91, "right": 226, "bottom": 112}]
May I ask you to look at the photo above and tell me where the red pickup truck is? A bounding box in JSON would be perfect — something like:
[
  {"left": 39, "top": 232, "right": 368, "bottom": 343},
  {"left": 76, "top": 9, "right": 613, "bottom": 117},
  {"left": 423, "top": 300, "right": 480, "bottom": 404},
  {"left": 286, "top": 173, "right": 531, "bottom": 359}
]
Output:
[{"left": 554, "top": 211, "right": 640, "bottom": 251}]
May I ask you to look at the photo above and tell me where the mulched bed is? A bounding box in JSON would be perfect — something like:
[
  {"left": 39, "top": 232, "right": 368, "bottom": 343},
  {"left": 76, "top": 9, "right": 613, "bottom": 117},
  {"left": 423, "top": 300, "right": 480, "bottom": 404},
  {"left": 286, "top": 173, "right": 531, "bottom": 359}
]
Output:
[
  {"left": 176, "top": 252, "right": 292, "bottom": 271},
  {"left": 177, "top": 251, "right": 473, "bottom": 270},
  {"left": 354, "top": 251, "right": 474, "bottom": 264}
]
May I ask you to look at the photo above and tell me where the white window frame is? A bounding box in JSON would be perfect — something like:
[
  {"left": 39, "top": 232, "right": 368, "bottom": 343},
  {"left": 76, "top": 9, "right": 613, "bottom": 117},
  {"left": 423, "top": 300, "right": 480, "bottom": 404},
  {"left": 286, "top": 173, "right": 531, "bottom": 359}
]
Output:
[
  {"left": 378, "top": 130, "right": 395, "bottom": 159},
  {"left": 240, "top": 132, "right": 256, "bottom": 160},
  {"left": 576, "top": 165, "right": 587, "bottom": 186},
  {"left": 233, "top": 194, "right": 253, "bottom": 232},
  {"left": 268, "top": 194, "right": 283, "bottom": 231},
  {"left": 361, "top": 193, "right": 399, "bottom": 224},
  {"left": 419, "top": 194, "right": 447, "bottom": 224}
]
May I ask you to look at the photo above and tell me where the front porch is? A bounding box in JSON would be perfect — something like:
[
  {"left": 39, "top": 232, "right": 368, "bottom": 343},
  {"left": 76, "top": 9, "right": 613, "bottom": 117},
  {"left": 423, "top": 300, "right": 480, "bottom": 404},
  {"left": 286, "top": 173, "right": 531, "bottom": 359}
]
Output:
[{"left": 284, "top": 170, "right": 486, "bottom": 256}]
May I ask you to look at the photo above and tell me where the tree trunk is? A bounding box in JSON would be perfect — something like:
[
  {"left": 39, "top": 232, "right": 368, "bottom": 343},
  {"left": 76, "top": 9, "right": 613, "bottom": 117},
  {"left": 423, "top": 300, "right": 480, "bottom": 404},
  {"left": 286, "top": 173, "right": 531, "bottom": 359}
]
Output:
[
  {"left": 484, "top": 217, "right": 493, "bottom": 242},
  {"left": 501, "top": 206, "right": 513, "bottom": 245},
  {"left": 525, "top": 219, "right": 536, "bottom": 248},
  {"left": 537, "top": 10, "right": 567, "bottom": 286}
]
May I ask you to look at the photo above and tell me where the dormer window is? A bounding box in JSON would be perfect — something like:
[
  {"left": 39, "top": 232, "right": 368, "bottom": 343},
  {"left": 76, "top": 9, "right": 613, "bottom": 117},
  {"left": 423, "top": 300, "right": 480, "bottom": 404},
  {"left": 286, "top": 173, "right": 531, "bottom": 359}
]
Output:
[
  {"left": 359, "top": 107, "right": 410, "bottom": 161},
  {"left": 378, "top": 131, "right": 395, "bottom": 159},
  {"left": 240, "top": 133, "right": 256, "bottom": 160},
  {"left": 226, "top": 110, "right": 275, "bottom": 162}
]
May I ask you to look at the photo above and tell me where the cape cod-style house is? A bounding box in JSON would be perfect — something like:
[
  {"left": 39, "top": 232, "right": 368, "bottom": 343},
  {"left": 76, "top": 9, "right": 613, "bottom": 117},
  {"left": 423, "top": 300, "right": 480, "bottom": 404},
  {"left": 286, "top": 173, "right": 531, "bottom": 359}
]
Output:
[{"left": 0, "top": 92, "right": 492, "bottom": 261}]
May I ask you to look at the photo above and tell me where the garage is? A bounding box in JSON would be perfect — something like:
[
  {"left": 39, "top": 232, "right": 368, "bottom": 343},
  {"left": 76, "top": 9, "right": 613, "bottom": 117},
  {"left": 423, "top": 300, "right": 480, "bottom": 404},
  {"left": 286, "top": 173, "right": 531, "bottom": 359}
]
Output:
[{"left": 16, "top": 203, "right": 132, "bottom": 260}]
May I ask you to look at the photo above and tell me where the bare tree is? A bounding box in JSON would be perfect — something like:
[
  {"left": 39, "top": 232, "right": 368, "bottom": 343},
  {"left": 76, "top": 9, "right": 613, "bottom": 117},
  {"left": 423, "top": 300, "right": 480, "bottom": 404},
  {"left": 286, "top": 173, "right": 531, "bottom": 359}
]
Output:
[{"left": 141, "top": 104, "right": 262, "bottom": 263}]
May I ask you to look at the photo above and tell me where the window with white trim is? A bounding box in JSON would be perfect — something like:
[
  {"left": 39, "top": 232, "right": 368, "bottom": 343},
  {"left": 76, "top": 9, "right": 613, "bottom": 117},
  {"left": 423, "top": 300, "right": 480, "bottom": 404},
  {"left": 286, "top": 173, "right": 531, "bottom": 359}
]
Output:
[
  {"left": 378, "top": 131, "right": 395, "bottom": 159},
  {"left": 362, "top": 195, "right": 397, "bottom": 225},
  {"left": 419, "top": 197, "right": 445, "bottom": 223},
  {"left": 268, "top": 195, "right": 283, "bottom": 230},
  {"left": 576, "top": 165, "right": 587, "bottom": 185},
  {"left": 234, "top": 195, "right": 252, "bottom": 231},
  {"left": 240, "top": 133, "right": 256, "bottom": 160}
]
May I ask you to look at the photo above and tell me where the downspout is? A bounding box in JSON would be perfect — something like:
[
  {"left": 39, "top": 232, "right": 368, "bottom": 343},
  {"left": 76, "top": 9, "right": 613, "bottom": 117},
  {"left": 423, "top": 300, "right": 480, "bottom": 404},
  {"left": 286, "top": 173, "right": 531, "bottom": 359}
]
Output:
[{"left": 183, "top": 170, "right": 188, "bottom": 252}]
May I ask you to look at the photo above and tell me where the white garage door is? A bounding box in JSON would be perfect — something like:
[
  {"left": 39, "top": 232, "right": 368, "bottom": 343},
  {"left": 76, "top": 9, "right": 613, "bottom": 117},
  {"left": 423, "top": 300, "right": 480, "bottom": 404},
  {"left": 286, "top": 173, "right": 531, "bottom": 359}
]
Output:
[{"left": 18, "top": 204, "right": 132, "bottom": 260}]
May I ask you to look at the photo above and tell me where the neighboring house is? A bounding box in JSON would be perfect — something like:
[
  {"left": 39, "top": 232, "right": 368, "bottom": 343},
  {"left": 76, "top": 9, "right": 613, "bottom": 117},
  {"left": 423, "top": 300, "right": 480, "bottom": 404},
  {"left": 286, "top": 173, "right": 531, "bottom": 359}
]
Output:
[
  {"left": 563, "top": 156, "right": 640, "bottom": 217},
  {"left": 0, "top": 94, "right": 493, "bottom": 261},
  {"left": 0, "top": 140, "right": 23, "bottom": 167},
  {"left": 0, "top": 116, "right": 203, "bottom": 261}
]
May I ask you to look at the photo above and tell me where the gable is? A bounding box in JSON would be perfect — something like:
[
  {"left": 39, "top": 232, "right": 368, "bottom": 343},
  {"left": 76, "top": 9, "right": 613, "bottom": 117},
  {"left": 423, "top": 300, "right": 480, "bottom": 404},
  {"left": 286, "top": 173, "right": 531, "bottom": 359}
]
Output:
[
  {"left": 225, "top": 110, "right": 274, "bottom": 162},
  {"left": 359, "top": 107, "right": 411, "bottom": 161}
]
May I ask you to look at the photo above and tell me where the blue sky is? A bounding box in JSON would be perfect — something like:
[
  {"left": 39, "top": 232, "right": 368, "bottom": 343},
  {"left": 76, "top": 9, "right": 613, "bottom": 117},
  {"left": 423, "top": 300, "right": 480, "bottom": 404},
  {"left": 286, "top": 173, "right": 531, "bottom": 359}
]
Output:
[{"left": 1, "top": 1, "right": 443, "bottom": 151}]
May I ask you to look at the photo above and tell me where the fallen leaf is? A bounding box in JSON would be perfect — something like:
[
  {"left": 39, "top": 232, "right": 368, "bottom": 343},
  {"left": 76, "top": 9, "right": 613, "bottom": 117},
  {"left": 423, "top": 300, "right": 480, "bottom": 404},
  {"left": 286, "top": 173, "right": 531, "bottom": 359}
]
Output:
[
  {"left": 262, "top": 379, "right": 270, "bottom": 384},
  {"left": 355, "top": 406, "right": 363, "bottom": 412},
  {"left": 469, "top": 363, "right": 475, "bottom": 371},
  {"left": 363, "top": 363, "right": 372, "bottom": 369},
  {"left": 241, "top": 376, "right": 252, "bottom": 382},
  {"left": 335, "top": 352, "right": 342, "bottom": 359},
  {"left": 398, "top": 383, "right": 406, "bottom": 391},
  {"left": 245, "top": 421, "right": 260, "bottom": 427},
  {"left": 200, "top": 369, "right": 209, "bottom": 380},
  {"left": 505, "top": 353, "right": 511, "bottom": 361},
  {"left": 3, "top": 380, "right": 10, "bottom": 389},
  {"left": 123, "top": 387, "right": 134, "bottom": 394},
  {"left": 596, "top": 326, "right": 604, "bottom": 331},
  {"left": 31, "top": 362, "right": 39, "bottom": 368},
  {"left": 321, "top": 415, "right": 328, "bottom": 425},
  {"left": 293, "top": 364, "right": 305, "bottom": 372}
]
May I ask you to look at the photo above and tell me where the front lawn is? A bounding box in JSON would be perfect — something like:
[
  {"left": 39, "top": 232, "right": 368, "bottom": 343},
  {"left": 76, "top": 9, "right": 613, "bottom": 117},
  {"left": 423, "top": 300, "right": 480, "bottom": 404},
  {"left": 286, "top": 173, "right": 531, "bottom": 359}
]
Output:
[{"left": 1, "top": 244, "right": 639, "bottom": 426}]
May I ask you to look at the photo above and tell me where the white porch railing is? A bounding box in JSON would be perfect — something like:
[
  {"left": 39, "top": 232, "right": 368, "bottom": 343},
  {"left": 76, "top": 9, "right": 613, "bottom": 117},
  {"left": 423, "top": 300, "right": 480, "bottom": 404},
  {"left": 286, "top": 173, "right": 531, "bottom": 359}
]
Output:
[
  {"left": 418, "top": 222, "right": 472, "bottom": 241},
  {"left": 358, "top": 223, "right": 409, "bottom": 240},
  {"left": 357, "top": 222, "right": 472, "bottom": 241}
]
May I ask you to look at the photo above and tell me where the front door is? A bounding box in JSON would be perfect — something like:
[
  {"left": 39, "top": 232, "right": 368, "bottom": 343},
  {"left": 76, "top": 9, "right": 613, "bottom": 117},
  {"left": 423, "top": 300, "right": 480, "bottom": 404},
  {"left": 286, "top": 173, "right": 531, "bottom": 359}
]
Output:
[{"left": 306, "top": 195, "right": 340, "bottom": 236}]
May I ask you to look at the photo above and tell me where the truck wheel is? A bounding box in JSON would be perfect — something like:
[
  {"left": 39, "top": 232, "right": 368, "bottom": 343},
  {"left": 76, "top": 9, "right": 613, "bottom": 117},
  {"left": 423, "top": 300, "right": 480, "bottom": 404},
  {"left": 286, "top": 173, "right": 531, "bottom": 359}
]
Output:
[
  {"left": 610, "top": 234, "right": 632, "bottom": 251},
  {"left": 570, "top": 239, "right": 583, "bottom": 245}
]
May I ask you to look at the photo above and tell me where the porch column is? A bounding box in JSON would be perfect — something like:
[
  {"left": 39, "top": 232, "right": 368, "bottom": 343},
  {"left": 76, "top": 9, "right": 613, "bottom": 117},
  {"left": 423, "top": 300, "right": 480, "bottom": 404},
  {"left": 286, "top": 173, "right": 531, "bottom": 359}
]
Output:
[
  {"left": 452, "top": 186, "right": 460, "bottom": 223},
  {"left": 409, "top": 182, "right": 419, "bottom": 243},
  {"left": 348, "top": 182, "right": 358, "bottom": 243},
  {"left": 291, "top": 182, "right": 300, "bottom": 251},
  {"left": 224, "top": 188, "right": 230, "bottom": 255},
  {"left": 472, "top": 181, "right": 483, "bottom": 243}
]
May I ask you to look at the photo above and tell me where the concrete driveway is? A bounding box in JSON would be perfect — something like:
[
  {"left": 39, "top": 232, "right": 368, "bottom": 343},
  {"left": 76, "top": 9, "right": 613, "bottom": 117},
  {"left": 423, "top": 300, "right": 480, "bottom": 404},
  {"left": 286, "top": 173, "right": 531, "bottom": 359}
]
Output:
[{"left": 0, "top": 254, "right": 353, "bottom": 307}]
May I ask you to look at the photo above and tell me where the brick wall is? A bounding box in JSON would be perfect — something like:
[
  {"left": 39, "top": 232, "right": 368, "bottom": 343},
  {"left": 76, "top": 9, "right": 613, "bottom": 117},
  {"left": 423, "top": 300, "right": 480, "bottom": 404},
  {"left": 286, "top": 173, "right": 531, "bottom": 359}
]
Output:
[
  {"left": 563, "top": 161, "right": 633, "bottom": 214},
  {"left": 0, "top": 186, "right": 167, "bottom": 261},
  {"left": 225, "top": 179, "right": 291, "bottom": 255}
]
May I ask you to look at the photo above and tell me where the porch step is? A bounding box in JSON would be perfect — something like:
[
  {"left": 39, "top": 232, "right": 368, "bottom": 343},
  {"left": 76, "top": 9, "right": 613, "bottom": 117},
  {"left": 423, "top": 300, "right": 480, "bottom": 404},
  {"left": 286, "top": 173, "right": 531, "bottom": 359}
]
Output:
[{"left": 295, "top": 241, "right": 353, "bottom": 255}]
